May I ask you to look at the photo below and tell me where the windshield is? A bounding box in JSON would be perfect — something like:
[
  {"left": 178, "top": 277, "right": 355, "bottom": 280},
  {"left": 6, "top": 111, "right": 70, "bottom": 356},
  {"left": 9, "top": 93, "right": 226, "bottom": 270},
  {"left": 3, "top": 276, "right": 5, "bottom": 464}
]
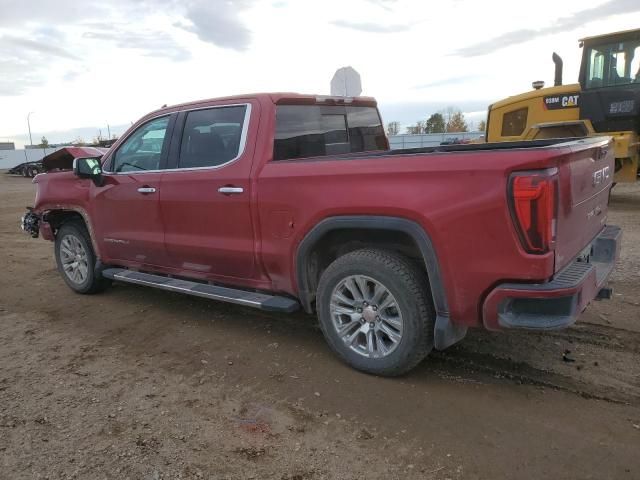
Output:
[{"left": 584, "top": 39, "right": 640, "bottom": 89}]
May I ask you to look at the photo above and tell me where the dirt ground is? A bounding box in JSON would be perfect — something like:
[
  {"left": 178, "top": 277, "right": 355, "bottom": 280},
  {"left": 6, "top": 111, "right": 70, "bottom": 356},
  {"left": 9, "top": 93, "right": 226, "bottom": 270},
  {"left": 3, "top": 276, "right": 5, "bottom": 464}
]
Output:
[{"left": 0, "top": 172, "right": 639, "bottom": 480}]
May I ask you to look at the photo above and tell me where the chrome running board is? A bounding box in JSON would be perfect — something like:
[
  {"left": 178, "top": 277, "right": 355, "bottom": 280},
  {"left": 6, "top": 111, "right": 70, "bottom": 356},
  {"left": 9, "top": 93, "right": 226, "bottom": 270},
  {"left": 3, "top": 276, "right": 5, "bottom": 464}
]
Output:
[{"left": 102, "top": 268, "right": 299, "bottom": 313}]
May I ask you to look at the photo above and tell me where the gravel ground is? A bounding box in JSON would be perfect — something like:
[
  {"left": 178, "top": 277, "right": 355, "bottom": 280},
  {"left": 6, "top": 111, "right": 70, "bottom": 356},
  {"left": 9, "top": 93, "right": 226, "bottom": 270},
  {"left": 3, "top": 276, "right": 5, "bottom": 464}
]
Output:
[{"left": 0, "top": 173, "right": 639, "bottom": 480}]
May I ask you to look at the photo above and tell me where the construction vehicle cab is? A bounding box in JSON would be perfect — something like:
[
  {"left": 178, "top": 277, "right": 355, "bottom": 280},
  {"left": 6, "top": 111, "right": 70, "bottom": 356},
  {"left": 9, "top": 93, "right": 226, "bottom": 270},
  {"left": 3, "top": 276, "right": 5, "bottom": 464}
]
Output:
[{"left": 486, "top": 29, "right": 640, "bottom": 183}]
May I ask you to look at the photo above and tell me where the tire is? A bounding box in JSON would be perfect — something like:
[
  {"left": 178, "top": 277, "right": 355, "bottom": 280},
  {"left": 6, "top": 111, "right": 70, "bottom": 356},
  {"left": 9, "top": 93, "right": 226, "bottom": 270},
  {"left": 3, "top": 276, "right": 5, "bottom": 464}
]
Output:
[
  {"left": 316, "top": 249, "right": 435, "bottom": 376},
  {"left": 22, "top": 167, "right": 28, "bottom": 177},
  {"left": 54, "top": 221, "right": 110, "bottom": 294}
]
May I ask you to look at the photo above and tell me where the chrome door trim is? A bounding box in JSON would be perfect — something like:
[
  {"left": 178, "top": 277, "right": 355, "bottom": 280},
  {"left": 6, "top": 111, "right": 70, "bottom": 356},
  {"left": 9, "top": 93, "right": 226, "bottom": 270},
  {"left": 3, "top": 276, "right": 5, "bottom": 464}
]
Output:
[{"left": 102, "top": 103, "right": 253, "bottom": 175}]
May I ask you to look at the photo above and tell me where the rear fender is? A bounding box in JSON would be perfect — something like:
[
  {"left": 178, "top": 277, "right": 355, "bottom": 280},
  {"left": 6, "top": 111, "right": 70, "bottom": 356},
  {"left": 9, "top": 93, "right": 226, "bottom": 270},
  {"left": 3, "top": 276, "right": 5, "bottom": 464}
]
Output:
[{"left": 295, "top": 215, "right": 466, "bottom": 350}]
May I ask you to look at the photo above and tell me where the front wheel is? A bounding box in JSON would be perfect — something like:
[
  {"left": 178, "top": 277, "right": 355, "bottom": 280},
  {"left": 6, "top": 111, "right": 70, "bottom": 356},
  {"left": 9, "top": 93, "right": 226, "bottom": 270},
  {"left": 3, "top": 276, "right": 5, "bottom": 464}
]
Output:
[
  {"left": 55, "top": 221, "right": 110, "bottom": 294},
  {"left": 316, "top": 249, "right": 435, "bottom": 376}
]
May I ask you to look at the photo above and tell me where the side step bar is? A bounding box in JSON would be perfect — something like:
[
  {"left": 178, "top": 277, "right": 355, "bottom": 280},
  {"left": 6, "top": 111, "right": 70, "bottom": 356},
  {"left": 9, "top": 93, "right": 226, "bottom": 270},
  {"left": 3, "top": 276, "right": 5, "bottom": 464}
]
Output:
[{"left": 102, "top": 268, "right": 300, "bottom": 313}]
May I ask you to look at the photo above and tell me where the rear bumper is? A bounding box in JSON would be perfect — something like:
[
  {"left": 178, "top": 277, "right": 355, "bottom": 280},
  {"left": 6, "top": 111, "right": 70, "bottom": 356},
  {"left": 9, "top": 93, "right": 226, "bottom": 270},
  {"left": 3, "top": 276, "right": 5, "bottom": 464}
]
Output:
[{"left": 483, "top": 225, "right": 621, "bottom": 331}]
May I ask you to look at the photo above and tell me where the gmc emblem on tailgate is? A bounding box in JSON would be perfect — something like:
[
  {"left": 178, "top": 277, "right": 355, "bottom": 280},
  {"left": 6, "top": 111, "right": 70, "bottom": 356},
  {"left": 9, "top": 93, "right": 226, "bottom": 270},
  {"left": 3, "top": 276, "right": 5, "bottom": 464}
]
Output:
[{"left": 592, "top": 166, "right": 611, "bottom": 186}]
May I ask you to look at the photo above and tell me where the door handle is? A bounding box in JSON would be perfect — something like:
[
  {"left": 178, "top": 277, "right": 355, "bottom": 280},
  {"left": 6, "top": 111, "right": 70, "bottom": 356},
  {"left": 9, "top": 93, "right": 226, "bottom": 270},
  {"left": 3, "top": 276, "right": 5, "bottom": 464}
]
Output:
[
  {"left": 218, "top": 186, "right": 244, "bottom": 195},
  {"left": 137, "top": 187, "right": 157, "bottom": 194}
]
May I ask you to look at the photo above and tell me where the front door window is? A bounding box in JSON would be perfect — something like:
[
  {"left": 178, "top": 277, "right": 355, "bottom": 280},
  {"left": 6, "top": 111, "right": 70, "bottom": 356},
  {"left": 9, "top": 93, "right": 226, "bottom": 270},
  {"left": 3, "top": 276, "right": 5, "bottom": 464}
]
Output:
[{"left": 112, "top": 116, "right": 170, "bottom": 172}]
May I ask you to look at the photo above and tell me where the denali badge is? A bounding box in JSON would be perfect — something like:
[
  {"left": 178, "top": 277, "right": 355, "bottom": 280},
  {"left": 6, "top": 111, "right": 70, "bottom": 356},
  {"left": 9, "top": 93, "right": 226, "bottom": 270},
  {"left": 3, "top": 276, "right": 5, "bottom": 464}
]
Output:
[
  {"left": 104, "top": 238, "right": 129, "bottom": 244},
  {"left": 592, "top": 166, "right": 611, "bottom": 186}
]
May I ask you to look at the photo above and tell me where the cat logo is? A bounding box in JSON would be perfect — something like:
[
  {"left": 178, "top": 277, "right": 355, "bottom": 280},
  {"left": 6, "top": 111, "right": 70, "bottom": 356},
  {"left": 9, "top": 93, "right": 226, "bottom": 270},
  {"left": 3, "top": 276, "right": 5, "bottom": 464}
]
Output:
[
  {"left": 543, "top": 93, "right": 580, "bottom": 110},
  {"left": 562, "top": 95, "right": 578, "bottom": 107}
]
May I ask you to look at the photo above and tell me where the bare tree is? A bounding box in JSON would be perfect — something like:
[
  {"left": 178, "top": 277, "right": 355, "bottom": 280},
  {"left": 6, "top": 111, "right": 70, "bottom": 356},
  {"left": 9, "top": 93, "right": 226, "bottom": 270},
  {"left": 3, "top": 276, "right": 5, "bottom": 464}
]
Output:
[
  {"left": 386, "top": 121, "right": 401, "bottom": 136},
  {"left": 406, "top": 120, "right": 426, "bottom": 134}
]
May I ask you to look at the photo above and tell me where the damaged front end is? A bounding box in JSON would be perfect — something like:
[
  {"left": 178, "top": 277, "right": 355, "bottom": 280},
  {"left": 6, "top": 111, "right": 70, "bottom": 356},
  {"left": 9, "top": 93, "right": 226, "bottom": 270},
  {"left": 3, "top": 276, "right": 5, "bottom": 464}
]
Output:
[
  {"left": 21, "top": 209, "right": 41, "bottom": 238},
  {"left": 21, "top": 209, "right": 56, "bottom": 241}
]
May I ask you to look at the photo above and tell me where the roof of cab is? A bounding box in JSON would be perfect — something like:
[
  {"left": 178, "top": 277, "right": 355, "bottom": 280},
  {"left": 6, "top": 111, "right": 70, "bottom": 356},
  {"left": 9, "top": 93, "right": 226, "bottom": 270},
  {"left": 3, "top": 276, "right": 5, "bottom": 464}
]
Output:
[
  {"left": 579, "top": 28, "right": 640, "bottom": 44},
  {"left": 144, "top": 93, "right": 377, "bottom": 119}
]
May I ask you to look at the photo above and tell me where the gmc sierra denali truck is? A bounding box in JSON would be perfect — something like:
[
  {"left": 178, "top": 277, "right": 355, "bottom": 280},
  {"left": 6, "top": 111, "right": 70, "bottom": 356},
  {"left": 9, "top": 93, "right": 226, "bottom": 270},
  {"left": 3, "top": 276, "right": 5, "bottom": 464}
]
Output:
[{"left": 21, "top": 93, "right": 621, "bottom": 376}]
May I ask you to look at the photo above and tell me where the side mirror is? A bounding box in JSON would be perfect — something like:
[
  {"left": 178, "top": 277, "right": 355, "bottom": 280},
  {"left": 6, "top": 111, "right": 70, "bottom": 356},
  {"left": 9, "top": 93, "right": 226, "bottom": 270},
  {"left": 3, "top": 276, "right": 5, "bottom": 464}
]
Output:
[{"left": 73, "top": 157, "right": 104, "bottom": 186}]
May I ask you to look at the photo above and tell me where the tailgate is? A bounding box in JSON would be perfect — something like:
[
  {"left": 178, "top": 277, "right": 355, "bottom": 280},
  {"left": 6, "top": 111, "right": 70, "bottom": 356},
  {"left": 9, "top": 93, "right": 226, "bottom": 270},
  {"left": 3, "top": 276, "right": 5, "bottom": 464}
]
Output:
[{"left": 554, "top": 137, "right": 614, "bottom": 272}]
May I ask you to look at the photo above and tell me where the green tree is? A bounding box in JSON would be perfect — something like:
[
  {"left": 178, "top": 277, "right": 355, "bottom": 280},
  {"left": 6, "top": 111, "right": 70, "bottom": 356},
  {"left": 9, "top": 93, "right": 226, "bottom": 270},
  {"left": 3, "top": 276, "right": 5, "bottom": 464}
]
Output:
[
  {"left": 425, "top": 113, "right": 445, "bottom": 133},
  {"left": 446, "top": 111, "right": 468, "bottom": 133},
  {"left": 38, "top": 136, "right": 49, "bottom": 148},
  {"left": 477, "top": 119, "right": 487, "bottom": 132},
  {"left": 386, "top": 121, "right": 401, "bottom": 136}
]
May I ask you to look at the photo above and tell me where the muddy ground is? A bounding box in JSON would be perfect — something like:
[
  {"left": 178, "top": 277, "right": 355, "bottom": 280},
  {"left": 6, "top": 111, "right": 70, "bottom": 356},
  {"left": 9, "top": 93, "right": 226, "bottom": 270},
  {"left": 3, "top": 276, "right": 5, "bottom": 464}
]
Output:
[{"left": 0, "top": 172, "right": 638, "bottom": 480}]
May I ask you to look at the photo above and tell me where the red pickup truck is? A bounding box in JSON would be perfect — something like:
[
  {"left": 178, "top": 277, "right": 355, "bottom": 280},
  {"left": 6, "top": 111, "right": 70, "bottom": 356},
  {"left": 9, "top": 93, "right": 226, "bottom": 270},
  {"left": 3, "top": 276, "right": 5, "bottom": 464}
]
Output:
[{"left": 22, "top": 93, "right": 621, "bottom": 376}]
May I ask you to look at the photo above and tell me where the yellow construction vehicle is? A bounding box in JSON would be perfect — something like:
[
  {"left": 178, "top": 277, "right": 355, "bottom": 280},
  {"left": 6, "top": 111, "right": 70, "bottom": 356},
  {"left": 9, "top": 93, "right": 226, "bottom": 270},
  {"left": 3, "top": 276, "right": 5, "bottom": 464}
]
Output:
[{"left": 486, "top": 29, "right": 640, "bottom": 183}]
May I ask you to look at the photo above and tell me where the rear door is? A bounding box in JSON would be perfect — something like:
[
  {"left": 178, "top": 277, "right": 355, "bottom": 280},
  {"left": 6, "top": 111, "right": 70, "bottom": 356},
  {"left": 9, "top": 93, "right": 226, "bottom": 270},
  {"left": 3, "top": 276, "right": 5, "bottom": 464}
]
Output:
[
  {"left": 159, "top": 102, "right": 258, "bottom": 280},
  {"left": 554, "top": 137, "right": 615, "bottom": 270},
  {"left": 93, "top": 114, "right": 175, "bottom": 266}
]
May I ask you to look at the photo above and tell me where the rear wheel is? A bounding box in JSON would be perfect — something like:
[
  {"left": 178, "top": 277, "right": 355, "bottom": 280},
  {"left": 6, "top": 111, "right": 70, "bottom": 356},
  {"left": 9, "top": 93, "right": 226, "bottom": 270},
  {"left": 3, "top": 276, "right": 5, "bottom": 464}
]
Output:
[
  {"left": 316, "top": 249, "right": 435, "bottom": 376},
  {"left": 55, "top": 221, "right": 110, "bottom": 294}
]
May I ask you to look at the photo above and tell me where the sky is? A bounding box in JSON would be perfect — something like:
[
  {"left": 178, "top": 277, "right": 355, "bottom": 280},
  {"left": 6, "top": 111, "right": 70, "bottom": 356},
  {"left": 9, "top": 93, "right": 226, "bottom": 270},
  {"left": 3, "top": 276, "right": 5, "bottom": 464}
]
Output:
[{"left": 1, "top": 0, "right": 640, "bottom": 147}]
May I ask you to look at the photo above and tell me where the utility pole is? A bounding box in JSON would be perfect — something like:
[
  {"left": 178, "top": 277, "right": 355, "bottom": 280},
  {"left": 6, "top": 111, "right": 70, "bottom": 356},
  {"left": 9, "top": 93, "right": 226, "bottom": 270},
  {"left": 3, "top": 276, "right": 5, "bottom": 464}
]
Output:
[
  {"left": 107, "top": 123, "right": 111, "bottom": 140},
  {"left": 27, "top": 112, "right": 35, "bottom": 147}
]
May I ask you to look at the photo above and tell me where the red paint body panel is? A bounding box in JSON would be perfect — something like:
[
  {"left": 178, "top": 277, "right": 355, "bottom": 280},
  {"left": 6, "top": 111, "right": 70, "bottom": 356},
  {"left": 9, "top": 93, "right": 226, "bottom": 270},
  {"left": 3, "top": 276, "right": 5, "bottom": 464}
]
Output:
[
  {"left": 158, "top": 98, "right": 260, "bottom": 280},
  {"left": 31, "top": 93, "right": 617, "bottom": 330},
  {"left": 93, "top": 173, "right": 166, "bottom": 265}
]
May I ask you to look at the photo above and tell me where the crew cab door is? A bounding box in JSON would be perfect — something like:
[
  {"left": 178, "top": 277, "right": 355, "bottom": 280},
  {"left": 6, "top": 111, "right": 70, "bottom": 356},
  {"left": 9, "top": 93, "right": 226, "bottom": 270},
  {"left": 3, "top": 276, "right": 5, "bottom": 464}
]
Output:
[
  {"left": 159, "top": 102, "right": 257, "bottom": 280},
  {"left": 93, "top": 114, "right": 175, "bottom": 266}
]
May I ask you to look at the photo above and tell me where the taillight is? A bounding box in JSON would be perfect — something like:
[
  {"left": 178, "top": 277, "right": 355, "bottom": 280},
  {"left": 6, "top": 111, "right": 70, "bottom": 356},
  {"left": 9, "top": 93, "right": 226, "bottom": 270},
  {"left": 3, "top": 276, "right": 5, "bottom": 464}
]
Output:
[{"left": 508, "top": 169, "right": 558, "bottom": 254}]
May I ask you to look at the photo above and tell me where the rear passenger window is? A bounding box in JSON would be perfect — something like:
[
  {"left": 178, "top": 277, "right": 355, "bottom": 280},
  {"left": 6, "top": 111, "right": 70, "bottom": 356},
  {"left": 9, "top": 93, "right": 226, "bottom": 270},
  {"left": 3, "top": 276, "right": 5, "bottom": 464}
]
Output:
[
  {"left": 177, "top": 105, "right": 247, "bottom": 169},
  {"left": 273, "top": 105, "right": 386, "bottom": 161}
]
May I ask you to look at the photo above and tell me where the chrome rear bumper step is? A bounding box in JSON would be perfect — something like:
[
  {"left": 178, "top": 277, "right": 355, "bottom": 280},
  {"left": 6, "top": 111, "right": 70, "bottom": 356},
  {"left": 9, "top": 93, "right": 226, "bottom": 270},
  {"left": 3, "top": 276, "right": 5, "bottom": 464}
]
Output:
[{"left": 102, "top": 268, "right": 300, "bottom": 313}]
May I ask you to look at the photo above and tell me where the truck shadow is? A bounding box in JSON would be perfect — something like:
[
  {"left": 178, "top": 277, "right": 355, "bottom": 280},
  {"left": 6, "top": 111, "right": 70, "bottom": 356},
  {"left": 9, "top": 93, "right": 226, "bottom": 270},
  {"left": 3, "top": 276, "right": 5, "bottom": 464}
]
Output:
[
  {"left": 73, "top": 282, "right": 640, "bottom": 406},
  {"left": 610, "top": 188, "right": 640, "bottom": 211}
]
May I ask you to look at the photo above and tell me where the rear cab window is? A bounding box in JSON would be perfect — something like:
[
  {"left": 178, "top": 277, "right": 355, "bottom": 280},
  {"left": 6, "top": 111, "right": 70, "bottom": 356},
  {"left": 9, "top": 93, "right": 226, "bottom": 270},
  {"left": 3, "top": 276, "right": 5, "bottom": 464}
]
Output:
[{"left": 273, "top": 105, "right": 387, "bottom": 161}]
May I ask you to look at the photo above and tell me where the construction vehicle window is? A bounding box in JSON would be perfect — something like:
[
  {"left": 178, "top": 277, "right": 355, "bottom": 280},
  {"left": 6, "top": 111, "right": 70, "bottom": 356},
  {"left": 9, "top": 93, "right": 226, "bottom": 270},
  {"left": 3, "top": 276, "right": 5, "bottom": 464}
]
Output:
[
  {"left": 501, "top": 108, "right": 528, "bottom": 137},
  {"left": 585, "top": 41, "right": 640, "bottom": 88},
  {"left": 631, "top": 48, "right": 640, "bottom": 82}
]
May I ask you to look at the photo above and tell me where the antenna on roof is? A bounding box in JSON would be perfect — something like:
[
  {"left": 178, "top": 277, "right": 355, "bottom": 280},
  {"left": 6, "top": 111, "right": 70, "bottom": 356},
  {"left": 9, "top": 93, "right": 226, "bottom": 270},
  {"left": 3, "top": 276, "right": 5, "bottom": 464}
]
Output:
[{"left": 331, "top": 67, "right": 362, "bottom": 97}]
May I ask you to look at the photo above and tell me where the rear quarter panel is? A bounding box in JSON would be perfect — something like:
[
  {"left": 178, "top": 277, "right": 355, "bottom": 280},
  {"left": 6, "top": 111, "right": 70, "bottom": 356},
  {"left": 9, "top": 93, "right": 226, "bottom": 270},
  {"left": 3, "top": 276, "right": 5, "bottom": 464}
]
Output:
[{"left": 257, "top": 148, "right": 567, "bottom": 327}]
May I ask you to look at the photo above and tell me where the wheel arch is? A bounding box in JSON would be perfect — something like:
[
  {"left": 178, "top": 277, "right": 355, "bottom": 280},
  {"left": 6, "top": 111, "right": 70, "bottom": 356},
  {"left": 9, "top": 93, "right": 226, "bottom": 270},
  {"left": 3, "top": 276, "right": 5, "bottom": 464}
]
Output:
[
  {"left": 294, "top": 216, "right": 466, "bottom": 350},
  {"left": 43, "top": 208, "right": 102, "bottom": 259}
]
